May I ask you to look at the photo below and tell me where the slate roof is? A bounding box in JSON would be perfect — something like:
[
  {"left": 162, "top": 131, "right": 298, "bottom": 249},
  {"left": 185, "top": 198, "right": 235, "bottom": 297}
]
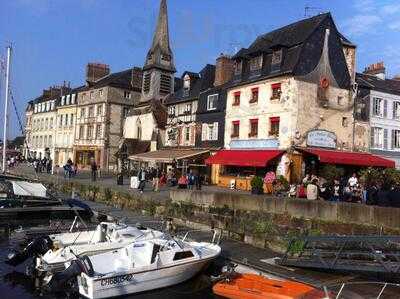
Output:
[
  {"left": 129, "top": 99, "right": 168, "bottom": 129},
  {"left": 83, "top": 67, "right": 143, "bottom": 91},
  {"left": 356, "top": 73, "right": 400, "bottom": 96},
  {"left": 165, "top": 64, "right": 216, "bottom": 105}
]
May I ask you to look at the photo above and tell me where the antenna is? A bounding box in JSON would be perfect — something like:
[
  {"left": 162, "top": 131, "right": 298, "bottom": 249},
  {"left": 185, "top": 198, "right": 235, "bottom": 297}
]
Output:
[{"left": 304, "top": 6, "right": 323, "bottom": 17}]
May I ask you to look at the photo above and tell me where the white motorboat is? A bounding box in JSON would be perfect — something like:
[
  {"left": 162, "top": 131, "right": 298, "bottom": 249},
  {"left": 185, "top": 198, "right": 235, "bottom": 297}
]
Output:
[
  {"left": 51, "top": 233, "right": 221, "bottom": 299},
  {"left": 37, "top": 222, "right": 164, "bottom": 274}
]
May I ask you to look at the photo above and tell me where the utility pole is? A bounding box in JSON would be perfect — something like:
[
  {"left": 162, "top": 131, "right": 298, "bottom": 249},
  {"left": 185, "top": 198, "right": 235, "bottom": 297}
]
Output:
[{"left": 2, "top": 45, "right": 12, "bottom": 174}]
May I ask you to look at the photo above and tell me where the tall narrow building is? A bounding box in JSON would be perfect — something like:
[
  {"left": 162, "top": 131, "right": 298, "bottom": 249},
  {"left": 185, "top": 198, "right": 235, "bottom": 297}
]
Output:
[
  {"left": 141, "top": 0, "right": 176, "bottom": 102},
  {"left": 122, "top": 0, "right": 176, "bottom": 164}
]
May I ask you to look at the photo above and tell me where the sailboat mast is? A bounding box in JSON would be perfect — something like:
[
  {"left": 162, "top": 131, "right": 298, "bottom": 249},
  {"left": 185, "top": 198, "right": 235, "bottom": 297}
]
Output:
[{"left": 2, "top": 45, "right": 12, "bottom": 173}]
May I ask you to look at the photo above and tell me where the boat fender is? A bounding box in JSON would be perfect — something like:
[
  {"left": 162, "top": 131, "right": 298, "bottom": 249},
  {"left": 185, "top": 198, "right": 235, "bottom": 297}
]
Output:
[
  {"left": 6, "top": 236, "right": 53, "bottom": 267},
  {"left": 48, "top": 256, "right": 93, "bottom": 291}
]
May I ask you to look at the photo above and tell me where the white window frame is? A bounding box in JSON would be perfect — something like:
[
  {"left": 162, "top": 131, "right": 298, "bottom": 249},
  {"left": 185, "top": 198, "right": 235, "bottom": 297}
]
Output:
[
  {"left": 372, "top": 97, "right": 383, "bottom": 117},
  {"left": 393, "top": 101, "right": 400, "bottom": 119},
  {"left": 371, "top": 127, "right": 384, "bottom": 148},
  {"left": 207, "top": 94, "right": 218, "bottom": 111},
  {"left": 393, "top": 130, "right": 400, "bottom": 149}
]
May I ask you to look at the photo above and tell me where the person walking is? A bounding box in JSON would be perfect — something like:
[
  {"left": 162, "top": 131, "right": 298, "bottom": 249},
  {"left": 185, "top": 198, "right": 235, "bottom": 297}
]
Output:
[
  {"left": 196, "top": 173, "right": 203, "bottom": 190},
  {"left": 188, "top": 170, "right": 195, "bottom": 190},
  {"left": 153, "top": 167, "right": 161, "bottom": 192},
  {"left": 91, "top": 160, "right": 98, "bottom": 182},
  {"left": 138, "top": 168, "right": 146, "bottom": 193}
]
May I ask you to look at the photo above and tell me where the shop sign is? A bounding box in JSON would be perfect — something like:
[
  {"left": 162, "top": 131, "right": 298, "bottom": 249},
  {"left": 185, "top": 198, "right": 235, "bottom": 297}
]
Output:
[
  {"left": 306, "top": 130, "right": 336, "bottom": 149},
  {"left": 230, "top": 138, "right": 279, "bottom": 149}
]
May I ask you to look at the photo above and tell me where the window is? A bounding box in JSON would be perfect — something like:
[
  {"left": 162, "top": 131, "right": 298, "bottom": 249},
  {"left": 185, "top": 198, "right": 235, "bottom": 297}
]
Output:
[
  {"left": 393, "top": 102, "right": 400, "bottom": 119},
  {"left": 269, "top": 117, "right": 280, "bottom": 137},
  {"left": 61, "top": 96, "right": 65, "bottom": 106},
  {"left": 46, "top": 102, "right": 50, "bottom": 111},
  {"left": 143, "top": 73, "right": 151, "bottom": 93},
  {"left": 231, "top": 121, "right": 240, "bottom": 138},
  {"left": 45, "top": 118, "right": 48, "bottom": 130},
  {"left": 97, "top": 104, "right": 103, "bottom": 116},
  {"left": 207, "top": 94, "right": 218, "bottom": 110},
  {"left": 173, "top": 251, "right": 194, "bottom": 261},
  {"left": 183, "top": 74, "right": 190, "bottom": 96},
  {"left": 393, "top": 130, "right": 400, "bottom": 149},
  {"left": 168, "top": 106, "right": 176, "bottom": 117},
  {"left": 342, "top": 117, "right": 348, "bottom": 127},
  {"left": 185, "top": 127, "right": 190, "bottom": 141},
  {"left": 87, "top": 125, "right": 94, "bottom": 139},
  {"left": 373, "top": 98, "right": 385, "bottom": 117},
  {"left": 234, "top": 60, "right": 242, "bottom": 75},
  {"left": 90, "top": 91, "right": 94, "bottom": 99},
  {"left": 65, "top": 114, "right": 69, "bottom": 126},
  {"left": 44, "top": 136, "right": 47, "bottom": 147},
  {"left": 96, "top": 124, "right": 102, "bottom": 139},
  {"left": 51, "top": 100, "right": 55, "bottom": 110},
  {"left": 80, "top": 108, "right": 85, "bottom": 118},
  {"left": 233, "top": 91, "right": 241, "bottom": 106},
  {"left": 59, "top": 115, "right": 63, "bottom": 128},
  {"left": 123, "top": 107, "right": 129, "bottom": 118},
  {"left": 271, "top": 49, "right": 283, "bottom": 65},
  {"left": 250, "top": 88, "right": 259, "bottom": 103},
  {"left": 71, "top": 94, "right": 76, "bottom": 104},
  {"left": 249, "top": 55, "right": 263, "bottom": 71},
  {"left": 70, "top": 114, "right": 74, "bottom": 126},
  {"left": 48, "top": 135, "right": 52, "bottom": 147},
  {"left": 99, "top": 89, "right": 103, "bottom": 97},
  {"left": 66, "top": 95, "right": 71, "bottom": 105},
  {"left": 49, "top": 118, "right": 53, "bottom": 129},
  {"left": 79, "top": 126, "right": 84, "bottom": 139},
  {"left": 249, "top": 119, "right": 258, "bottom": 137},
  {"left": 124, "top": 91, "right": 131, "bottom": 99},
  {"left": 88, "top": 106, "right": 94, "bottom": 117},
  {"left": 371, "top": 127, "right": 384, "bottom": 148},
  {"left": 160, "top": 74, "right": 171, "bottom": 94},
  {"left": 82, "top": 93, "right": 86, "bottom": 100},
  {"left": 271, "top": 83, "right": 282, "bottom": 100},
  {"left": 202, "top": 122, "right": 219, "bottom": 141},
  {"left": 337, "top": 96, "right": 343, "bottom": 106}
]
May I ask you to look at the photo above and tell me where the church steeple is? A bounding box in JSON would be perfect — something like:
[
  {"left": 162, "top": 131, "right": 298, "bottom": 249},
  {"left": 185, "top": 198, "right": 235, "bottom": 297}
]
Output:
[{"left": 141, "top": 0, "right": 176, "bottom": 102}]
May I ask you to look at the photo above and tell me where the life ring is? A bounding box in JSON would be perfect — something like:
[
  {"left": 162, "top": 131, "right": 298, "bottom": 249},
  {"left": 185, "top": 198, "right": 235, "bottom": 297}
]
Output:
[{"left": 320, "top": 77, "right": 329, "bottom": 89}]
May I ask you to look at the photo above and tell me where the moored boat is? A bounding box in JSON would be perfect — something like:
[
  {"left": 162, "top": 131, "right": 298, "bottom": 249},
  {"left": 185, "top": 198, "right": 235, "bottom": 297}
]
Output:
[
  {"left": 50, "top": 234, "right": 221, "bottom": 299},
  {"left": 213, "top": 273, "right": 329, "bottom": 299}
]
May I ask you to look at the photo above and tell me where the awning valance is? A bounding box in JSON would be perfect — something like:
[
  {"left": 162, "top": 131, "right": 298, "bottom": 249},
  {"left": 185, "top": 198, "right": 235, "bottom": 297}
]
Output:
[
  {"left": 205, "top": 150, "right": 284, "bottom": 167},
  {"left": 129, "top": 149, "right": 210, "bottom": 163},
  {"left": 299, "top": 148, "right": 395, "bottom": 168}
]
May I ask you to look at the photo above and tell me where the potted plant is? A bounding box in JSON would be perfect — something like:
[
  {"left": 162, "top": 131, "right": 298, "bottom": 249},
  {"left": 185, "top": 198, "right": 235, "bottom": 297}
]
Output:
[{"left": 251, "top": 176, "right": 264, "bottom": 195}]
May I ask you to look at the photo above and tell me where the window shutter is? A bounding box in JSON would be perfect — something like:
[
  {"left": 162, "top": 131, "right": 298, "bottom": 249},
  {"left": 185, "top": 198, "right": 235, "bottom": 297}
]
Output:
[
  {"left": 392, "top": 130, "right": 395, "bottom": 149},
  {"left": 201, "top": 124, "right": 207, "bottom": 141},
  {"left": 384, "top": 100, "right": 388, "bottom": 118},
  {"left": 213, "top": 122, "right": 218, "bottom": 140},
  {"left": 190, "top": 126, "right": 195, "bottom": 145},
  {"left": 384, "top": 129, "right": 388, "bottom": 149},
  {"left": 370, "top": 127, "right": 375, "bottom": 148}
]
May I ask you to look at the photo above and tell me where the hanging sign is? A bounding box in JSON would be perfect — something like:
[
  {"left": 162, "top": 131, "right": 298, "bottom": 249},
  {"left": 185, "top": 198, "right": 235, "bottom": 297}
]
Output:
[{"left": 306, "top": 130, "right": 336, "bottom": 149}]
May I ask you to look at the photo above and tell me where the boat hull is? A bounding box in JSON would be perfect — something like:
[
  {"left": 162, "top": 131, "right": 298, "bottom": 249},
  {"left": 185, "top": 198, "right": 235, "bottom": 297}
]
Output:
[{"left": 79, "top": 259, "right": 212, "bottom": 299}]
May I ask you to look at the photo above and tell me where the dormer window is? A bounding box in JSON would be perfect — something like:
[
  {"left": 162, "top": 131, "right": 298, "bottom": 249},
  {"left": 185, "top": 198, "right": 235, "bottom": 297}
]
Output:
[
  {"left": 249, "top": 55, "right": 263, "bottom": 71},
  {"left": 183, "top": 74, "right": 190, "bottom": 97},
  {"left": 271, "top": 49, "right": 283, "bottom": 72},
  {"left": 234, "top": 60, "right": 243, "bottom": 75}
]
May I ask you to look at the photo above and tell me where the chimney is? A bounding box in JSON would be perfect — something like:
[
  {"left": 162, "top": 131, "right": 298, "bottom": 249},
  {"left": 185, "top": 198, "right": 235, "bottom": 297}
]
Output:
[
  {"left": 131, "top": 67, "right": 143, "bottom": 89},
  {"left": 42, "top": 89, "right": 51, "bottom": 99},
  {"left": 214, "top": 53, "right": 234, "bottom": 86},
  {"left": 364, "top": 62, "right": 386, "bottom": 80},
  {"left": 86, "top": 63, "right": 110, "bottom": 85}
]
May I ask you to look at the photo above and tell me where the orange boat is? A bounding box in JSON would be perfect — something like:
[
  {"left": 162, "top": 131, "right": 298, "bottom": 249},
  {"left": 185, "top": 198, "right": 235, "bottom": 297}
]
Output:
[{"left": 213, "top": 273, "right": 327, "bottom": 299}]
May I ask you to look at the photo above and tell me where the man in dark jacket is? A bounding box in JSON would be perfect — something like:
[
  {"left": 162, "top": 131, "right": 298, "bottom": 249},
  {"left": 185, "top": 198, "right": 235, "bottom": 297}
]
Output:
[{"left": 91, "top": 160, "right": 98, "bottom": 182}]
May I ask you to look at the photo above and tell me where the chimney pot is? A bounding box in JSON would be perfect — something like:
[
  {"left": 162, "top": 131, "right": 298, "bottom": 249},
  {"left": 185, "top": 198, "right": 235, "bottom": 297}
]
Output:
[{"left": 214, "top": 54, "right": 234, "bottom": 87}]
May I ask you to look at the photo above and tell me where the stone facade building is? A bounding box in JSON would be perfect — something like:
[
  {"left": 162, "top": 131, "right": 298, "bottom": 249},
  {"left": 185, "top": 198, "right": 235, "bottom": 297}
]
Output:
[
  {"left": 54, "top": 86, "right": 83, "bottom": 166},
  {"left": 26, "top": 86, "right": 67, "bottom": 160},
  {"left": 224, "top": 13, "right": 357, "bottom": 153},
  {"left": 356, "top": 63, "right": 400, "bottom": 167},
  {"left": 74, "top": 63, "right": 142, "bottom": 170}
]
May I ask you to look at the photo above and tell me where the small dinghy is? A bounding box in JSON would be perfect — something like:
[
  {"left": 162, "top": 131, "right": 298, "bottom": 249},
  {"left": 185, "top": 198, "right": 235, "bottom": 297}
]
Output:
[
  {"left": 49, "top": 234, "right": 221, "bottom": 299},
  {"left": 213, "top": 273, "right": 328, "bottom": 299},
  {"left": 36, "top": 222, "right": 164, "bottom": 274}
]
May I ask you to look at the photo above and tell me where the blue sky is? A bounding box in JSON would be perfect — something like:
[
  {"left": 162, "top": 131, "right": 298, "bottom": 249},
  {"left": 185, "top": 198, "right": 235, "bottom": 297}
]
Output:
[{"left": 1, "top": 0, "right": 400, "bottom": 138}]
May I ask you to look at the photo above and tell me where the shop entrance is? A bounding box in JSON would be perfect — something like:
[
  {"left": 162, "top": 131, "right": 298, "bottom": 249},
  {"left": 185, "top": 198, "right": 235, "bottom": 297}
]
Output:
[{"left": 76, "top": 150, "right": 96, "bottom": 167}]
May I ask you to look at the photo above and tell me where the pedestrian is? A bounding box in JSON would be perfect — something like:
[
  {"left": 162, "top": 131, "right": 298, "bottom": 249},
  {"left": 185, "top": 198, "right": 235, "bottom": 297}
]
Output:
[
  {"left": 46, "top": 159, "right": 52, "bottom": 174},
  {"left": 153, "top": 167, "right": 161, "bottom": 192},
  {"left": 188, "top": 170, "right": 195, "bottom": 190},
  {"left": 138, "top": 168, "right": 146, "bottom": 193},
  {"left": 306, "top": 179, "right": 318, "bottom": 200},
  {"left": 348, "top": 173, "right": 358, "bottom": 187},
  {"left": 330, "top": 180, "right": 341, "bottom": 202},
  {"left": 196, "top": 173, "right": 203, "bottom": 190},
  {"left": 33, "top": 159, "right": 39, "bottom": 173},
  {"left": 91, "top": 160, "right": 98, "bottom": 182}
]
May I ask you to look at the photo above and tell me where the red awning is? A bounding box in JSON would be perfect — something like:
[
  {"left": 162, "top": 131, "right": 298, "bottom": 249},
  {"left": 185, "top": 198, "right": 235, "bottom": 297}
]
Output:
[
  {"left": 300, "top": 148, "right": 395, "bottom": 168},
  {"left": 205, "top": 150, "right": 284, "bottom": 167}
]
